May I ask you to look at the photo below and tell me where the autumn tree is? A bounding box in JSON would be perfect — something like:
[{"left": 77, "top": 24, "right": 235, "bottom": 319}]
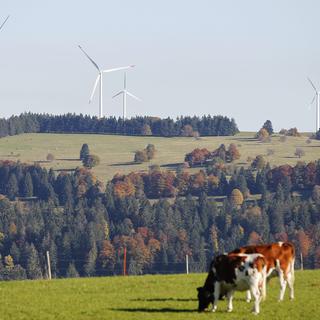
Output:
[
  {"left": 256, "top": 128, "right": 270, "bottom": 142},
  {"left": 251, "top": 155, "right": 266, "bottom": 170},
  {"left": 181, "top": 124, "right": 194, "bottom": 137},
  {"left": 227, "top": 143, "right": 240, "bottom": 162},
  {"left": 230, "top": 188, "right": 244, "bottom": 206},
  {"left": 146, "top": 144, "right": 156, "bottom": 160}
]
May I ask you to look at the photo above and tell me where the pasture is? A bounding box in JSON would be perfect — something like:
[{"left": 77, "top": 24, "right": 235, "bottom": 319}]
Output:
[
  {"left": 0, "top": 132, "right": 319, "bottom": 183},
  {"left": 0, "top": 270, "right": 319, "bottom": 320}
]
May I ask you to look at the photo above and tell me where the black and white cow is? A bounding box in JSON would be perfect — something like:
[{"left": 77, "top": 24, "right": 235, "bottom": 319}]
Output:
[{"left": 197, "top": 253, "right": 267, "bottom": 315}]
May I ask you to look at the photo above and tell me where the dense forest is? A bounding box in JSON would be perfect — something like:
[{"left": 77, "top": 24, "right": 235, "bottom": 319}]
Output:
[
  {"left": 0, "top": 113, "right": 238, "bottom": 138},
  {"left": 0, "top": 158, "right": 320, "bottom": 280}
]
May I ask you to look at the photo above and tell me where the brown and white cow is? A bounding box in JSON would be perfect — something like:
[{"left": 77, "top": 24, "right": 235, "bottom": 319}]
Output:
[
  {"left": 229, "top": 242, "right": 295, "bottom": 301},
  {"left": 197, "top": 253, "right": 267, "bottom": 315}
]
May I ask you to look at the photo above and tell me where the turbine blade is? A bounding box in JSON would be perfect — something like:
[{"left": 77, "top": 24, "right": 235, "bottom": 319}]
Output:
[
  {"left": 103, "top": 65, "right": 135, "bottom": 73},
  {"left": 78, "top": 45, "right": 100, "bottom": 71},
  {"left": 0, "top": 15, "right": 10, "bottom": 31},
  {"left": 308, "top": 77, "right": 318, "bottom": 92},
  {"left": 112, "top": 91, "right": 124, "bottom": 99},
  {"left": 126, "top": 91, "right": 142, "bottom": 101},
  {"left": 310, "top": 94, "right": 316, "bottom": 106},
  {"left": 89, "top": 74, "right": 100, "bottom": 103}
]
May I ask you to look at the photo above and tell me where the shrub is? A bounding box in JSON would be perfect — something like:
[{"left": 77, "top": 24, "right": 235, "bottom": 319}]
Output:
[
  {"left": 83, "top": 154, "right": 100, "bottom": 168},
  {"left": 134, "top": 150, "right": 148, "bottom": 163},
  {"left": 279, "top": 135, "right": 287, "bottom": 143},
  {"left": 294, "top": 148, "right": 305, "bottom": 158},
  {"left": 46, "top": 153, "right": 55, "bottom": 162},
  {"left": 267, "top": 149, "right": 274, "bottom": 156}
]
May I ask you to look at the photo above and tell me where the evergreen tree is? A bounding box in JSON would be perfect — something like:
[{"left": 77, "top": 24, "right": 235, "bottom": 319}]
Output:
[
  {"left": 66, "top": 263, "right": 80, "bottom": 278},
  {"left": 21, "top": 172, "right": 34, "bottom": 197},
  {"left": 80, "top": 143, "right": 90, "bottom": 160},
  {"left": 6, "top": 173, "right": 19, "bottom": 200},
  {"left": 26, "top": 243, "right": 42, "bottom": 279},
  {"left": 262, "top": 120, "right": 274, "bottom": 135}
]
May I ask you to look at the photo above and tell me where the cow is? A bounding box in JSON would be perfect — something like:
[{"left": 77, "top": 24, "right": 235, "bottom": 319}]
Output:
[
  {"left": 197, "top": 253, "right": 267, "bottom": 315},
  {"left": 229, "top": 242, "right": 295, "bottom": 301}
]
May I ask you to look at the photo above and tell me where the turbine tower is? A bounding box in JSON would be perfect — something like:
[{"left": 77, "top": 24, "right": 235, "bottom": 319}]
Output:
[
  {"left": 0, "top": 15, "right": 10, "bottom": 32},
  {"left": 78, "top": 45, "right": 135, "bottom": 118},
  {"left": 112, "top": 72, "right": 141, "bottom": 120},
  {"left": 308, "top": 77, "right": 320, "bottom": 132}
]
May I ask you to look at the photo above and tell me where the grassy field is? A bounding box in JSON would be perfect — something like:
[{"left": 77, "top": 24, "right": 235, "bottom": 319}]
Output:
[
  {"left": 0, "top": 270, "right": 319, "bottom": 320},
  {"left": 0, "top": 132, "right": 319, "bottom": 182}
]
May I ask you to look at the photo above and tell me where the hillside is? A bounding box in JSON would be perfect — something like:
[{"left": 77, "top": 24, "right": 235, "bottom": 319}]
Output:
[
  {"left": 1, "top": 271, "right": 318, "bottom": 320},
  {"left": 0, "top": 132, "right": 319, "bottom": 182}
]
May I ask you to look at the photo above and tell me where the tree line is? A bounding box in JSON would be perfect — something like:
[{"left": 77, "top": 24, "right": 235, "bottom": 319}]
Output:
[
  {"left": 0, "top": 113, "right": 239, "bottom": 138},
  {"left": 110, "top": 160, "right": 320, "bottom": 199},
  {"left": 1, "top": 158, "right": 320, "bottom": 280}
]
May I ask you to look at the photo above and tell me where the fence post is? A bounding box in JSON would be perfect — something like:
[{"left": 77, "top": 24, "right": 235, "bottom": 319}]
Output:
[
  {"left": 123, "top": 247, "right": 127, "bottom": 276},
  {"left": 46, "top": 251, "right": 52, "bottom": 280},
  {"left": 186, "top": 254, "right": 189, "bottom": 274}
]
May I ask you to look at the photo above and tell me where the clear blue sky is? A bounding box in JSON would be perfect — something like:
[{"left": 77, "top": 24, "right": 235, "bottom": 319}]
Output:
[{"left": 1, "top": 0, "right": 320, "bottom": 131}]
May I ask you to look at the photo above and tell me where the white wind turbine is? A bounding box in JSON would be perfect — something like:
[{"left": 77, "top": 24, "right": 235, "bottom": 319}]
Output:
[
  {"left": 0, "top": 15, "right": 10, "bottom": 32},
  {"left": 112, "top": 72, "right": 141, "bottom": 120},
  {"left": 308, "top": 77, "right": 320, "bottom": 132},
  {"left": 78, "top": 45, "right": 135, "bottom": 118}
]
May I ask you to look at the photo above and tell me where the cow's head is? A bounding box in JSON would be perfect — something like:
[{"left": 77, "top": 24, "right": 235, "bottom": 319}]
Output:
[{"left": 197, "top": 286, "right": 213, "bottom": 312}]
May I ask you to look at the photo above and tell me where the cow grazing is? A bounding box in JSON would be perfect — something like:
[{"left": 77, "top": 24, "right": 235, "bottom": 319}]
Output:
[
  {"left": 230, "top": 242, "right": 295, "bottom": 301},
  {"left": 197, "top": 253, "right": 267, "bottom": 315}
]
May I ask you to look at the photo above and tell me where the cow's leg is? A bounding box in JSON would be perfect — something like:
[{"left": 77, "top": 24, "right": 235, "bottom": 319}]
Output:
[
  {"left": 278, "top": 268, "right": 287, "bottom": 301},
  {"left": 250, "top": 285, "right": 261, "bottom": 315},
  {"left": 261, "top": 269, "right": 267, "bottom": 301},
  {"left": 212, "top": 282, "right": 220, "bottom": 312},
  {"left": 226, "top": 290, "right": 234, "bottom": 312},
  {"left": 287, "top": 263, "right": 295, "bottom": 300},
  {"left": 246, "top": 290, "right": 252, "bottom": 302}
]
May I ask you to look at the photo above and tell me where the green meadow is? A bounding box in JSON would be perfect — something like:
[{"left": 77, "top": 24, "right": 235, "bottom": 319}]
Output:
[
  {"left": 0, "top": 270, "right": 318, "bottom": 320},
  {"left": 0, "top": 132, "right": 319, "bottom": 183}
]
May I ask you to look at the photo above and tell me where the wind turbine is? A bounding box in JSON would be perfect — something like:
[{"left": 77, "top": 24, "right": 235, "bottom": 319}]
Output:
[
  {"left": 0, "top": 15, "right": 10, "bottom": 32},
  {"left": 112, "top": 72, "right": 141, "bottom": 120},
  {"left": 308, "top": 77, "right": 320, "bottom": 132},
  {"left": 78, "top": 45, "right": 135, "bottom": 118}
]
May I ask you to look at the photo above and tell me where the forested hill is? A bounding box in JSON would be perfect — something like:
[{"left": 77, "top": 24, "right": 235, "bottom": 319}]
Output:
[
  {"left": 0, "top": 159, "right": 320, "bottom": 280},
  {"left": 0, "top": 113, "right": 238, "bottom": 138}
]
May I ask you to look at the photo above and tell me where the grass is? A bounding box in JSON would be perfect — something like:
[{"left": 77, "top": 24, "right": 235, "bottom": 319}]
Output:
[
  {"left": 0, "top": 132, "right": 319, "bottom": 183},
  {"left": 0, "top": 270, "right": 319, "bottom": 320}
]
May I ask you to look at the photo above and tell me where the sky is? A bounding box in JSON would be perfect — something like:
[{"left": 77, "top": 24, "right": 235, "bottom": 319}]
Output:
[{"left": 1, "top": 0, "right": 320, "bottom": 132}]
